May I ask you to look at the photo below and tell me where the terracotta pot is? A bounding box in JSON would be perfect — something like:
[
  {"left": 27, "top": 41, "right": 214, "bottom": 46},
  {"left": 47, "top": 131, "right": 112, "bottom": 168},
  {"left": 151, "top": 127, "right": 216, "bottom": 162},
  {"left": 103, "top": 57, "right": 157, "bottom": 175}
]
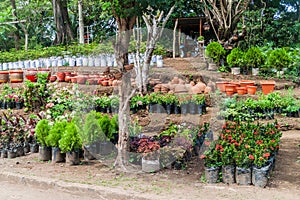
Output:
[
  {"left": 76, "top": 76, "right": 87, "bottom": 84},
  {"left": 9, "top": 70, "right": 24, "bottom": 83},
  {"left": 226, "top": 88, "right": 235, "bottom": 96},
  {"left": 204, "top": 86, "right": 212, "bottom": 94},
  {"left": 216, "top": 81, "right": 229, "bottom": 92},
  {"left": 236, "top": 87, "right": 246, "bottom": 95},
  {"left": 64, "top": 72, "right": 71, "bottom": 76},
  {"left": 247, "top": 86, "right": 257, "bottom": 95},
  {"left": 260, "top": 80, "right": 275, "bottom": 95},
  {"left": 0, "top": 71, "right": 9, "bottom": 83},
  {"left": 102, "top": 80, "right": 109, "bottom": 86},
  {"left": 57, "top": 72, "right": 65, "bottom": 82},
  {"left": 240, "top": 81, "right": 255, "bottom": 88},
  {"left": 65, "top": 75, "right": 72, "bottom": 82},
  {"left": 225, "top": 84, "right": 237, "bottom": 93},
  {"left": 195, "top": 82, "right": 206, "bottom": 93},
  {"left": 71, "top": 77, "right": 77, "bottom": 83},
  {"left": 50, "top": 76, "right": 57, "bottom": 82}
]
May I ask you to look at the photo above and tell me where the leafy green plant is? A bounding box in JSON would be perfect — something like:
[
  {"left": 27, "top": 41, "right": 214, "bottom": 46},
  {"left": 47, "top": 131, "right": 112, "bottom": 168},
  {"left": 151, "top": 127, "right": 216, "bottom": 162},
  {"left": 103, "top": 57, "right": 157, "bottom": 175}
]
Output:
[
  {"left": 108, "top": 114, "right": 119, "bottom": 142},
  {"left": 243, "top": 47, "right": 265, "bottom": 69},
  {"left": 46, "top": 120, "right": 67, "bottom": 147},
  {"left": 82, "top": 111, "right": 104, "bottom": 145},
  {"left": 197, "top": 36, "right": 204, "bottom": 41},
  {"left": 226, "top": 48, "right": 244, "bottom": 68},
  {"left": 267, "top": 48, "right": 292, "bottom": 71},
  {"left": 191, "top": 94, "right": 205, "bottom": 104},
  {"left": 35, "top": 119, "right": 51, "bottom": 147},
  {"left": 59, "top": 121, "right": 82, "bottom": 153},
  {"left": 205, "top": 42, "right": 226, "bottom": 66},
  {"left": 98, "top": 114, "right": 110, "bottom": 141}
]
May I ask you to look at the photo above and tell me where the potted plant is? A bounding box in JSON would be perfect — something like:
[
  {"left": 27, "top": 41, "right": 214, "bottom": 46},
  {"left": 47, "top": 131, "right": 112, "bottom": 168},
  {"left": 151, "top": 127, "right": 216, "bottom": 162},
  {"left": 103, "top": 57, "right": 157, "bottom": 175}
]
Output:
[
  {"left": 138, "top": 138, "right": 160, "bottom": 173},
  {"left": 35, "top": 119, "right": 52, "bottom": 161},
  {"left": 98, "top": 114, "right": 114, "bottom": 155},
  {"left": 267, "top": 48, "right": 292, "bottom": 75},
  {"left": 130, "top": 95, "right": 146, "bottom": 113},
  {"left": 197, "top": 36, "right": 205, "bottom": 44},
  {"left": 191, "top": 94, "right": 206, "bottom": 115},
  {"left": 243, "top": 47, "right": 265, "bottom": 75},
  {"left": 200, "top": 141, "right": 222, "bottom": 183},
  {"left": 46, "top": 120, "right": 67, "bottom": 163},
  {"left": 178, "top": 94, "right": 192, "bottom": 115},
  {"left": 59, "top": 121, "right": 82, "bottom": 165},
  {"left": 205, "top": 42, "right": 226, "bottom": 69},
  {"left": 110, "top": 95, "right": 119, "bottom": 113},
  {"left": 161, "top": 93, "right": 178, "bottom": 115},
  {"left": 226, "top": 48, "right": 244, "bottom": 75}
]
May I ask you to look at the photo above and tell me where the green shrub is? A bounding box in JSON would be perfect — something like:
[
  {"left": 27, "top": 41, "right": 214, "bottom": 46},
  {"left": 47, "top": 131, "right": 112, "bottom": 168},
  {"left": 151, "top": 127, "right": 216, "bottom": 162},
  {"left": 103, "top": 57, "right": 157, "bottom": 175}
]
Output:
[
  {"left": 267, "top": 48, "right": 292, "bottom": 71},
  {"left": 82, "top": 111, "right": 104, "bottom": 145},
  {"left": 46, "top": 120, "right": 67, "bottom": 147},
  {"left": 205, "top": 42, "right": 226, "bottom": 65},
  {"left": 244, "top": 47, "right": 265, "bottom": 68},
  {"left": 35, "top": 119, "right": 51, "bottom": 147},
  {"left": 98, "top": 114, "right": 110, "bottom": 141},
  {"left": 226, "top": 48, "right": 244, "bottom": 68},
  {"left": 59, "top": 121, "right": 82, "bottom": 153}
]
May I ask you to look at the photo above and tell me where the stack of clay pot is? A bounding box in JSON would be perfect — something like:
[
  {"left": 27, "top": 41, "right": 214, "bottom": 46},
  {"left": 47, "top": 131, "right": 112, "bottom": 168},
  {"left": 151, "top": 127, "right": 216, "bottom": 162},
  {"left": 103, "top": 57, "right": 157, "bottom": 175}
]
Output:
[
  {"left": 151, "top": 77, "right": 211, "bottom": 94},
  {"left": 216, "top": 80, "right": 256, "bottom": 96}
]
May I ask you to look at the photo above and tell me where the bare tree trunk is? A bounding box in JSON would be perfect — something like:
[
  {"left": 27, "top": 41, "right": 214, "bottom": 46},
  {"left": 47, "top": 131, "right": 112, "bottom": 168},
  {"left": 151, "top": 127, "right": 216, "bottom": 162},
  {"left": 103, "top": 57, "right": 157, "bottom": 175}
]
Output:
[
  {"left": 173, "top": 18, "right": 178, "bottom": 58},
  {"left": 139, "top": 5, "right": 175, "bottom": 93},
  {"left": 52, "top": 0, "right": 74, "bottom": 44},
  {"left": 78, "top": 0, "right": 84, "bottom": 44},
  {"left": 113, "top": 16, "right": 136, "bottom": 170},
  {"left": 10, "top": 0, "right": 21, "bottom": 50}
]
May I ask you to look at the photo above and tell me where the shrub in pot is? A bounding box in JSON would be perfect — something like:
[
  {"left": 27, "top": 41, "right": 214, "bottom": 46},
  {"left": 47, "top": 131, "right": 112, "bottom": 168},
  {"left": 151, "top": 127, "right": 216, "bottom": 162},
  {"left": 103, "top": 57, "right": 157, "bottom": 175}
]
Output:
[
  {"left": 59, "top": 121, "right": 82, "bottom": 165},
  {"left": 35, "top": 119, "right": 52, "bottom": 161},
  {"left": 243, "top": 47, "right": 265, "bottom": 75},
  {"left": 226, "top": 48, "right": 244, "bottom": 75},
  {"left": 267, "top": 48, "right": 291, "bottom": 73},
  {"left": 46, "top": 120, "right": 67, "bottom": 163},
  {"left": 97, "top": 114, "right": 114, "bottom": 155},
  {"left": 205, "top": 42, "right": 226, "bottom": 67}
]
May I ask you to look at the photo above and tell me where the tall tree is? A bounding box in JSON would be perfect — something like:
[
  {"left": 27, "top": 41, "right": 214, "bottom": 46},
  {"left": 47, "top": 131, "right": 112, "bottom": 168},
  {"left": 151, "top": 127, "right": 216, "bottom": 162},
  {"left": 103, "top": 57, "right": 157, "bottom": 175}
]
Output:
[
  {"left": 78, "top": 0, "right": 84, "bottom": 44},
  {"left": 52, "top": 0, "right": 74, "bottom": 44},
  {"left": 9, "top": 0, "right": 21, "bottom": 50},
  {"left": 203, "top": 0, "right": 250, "bottom": 42}
]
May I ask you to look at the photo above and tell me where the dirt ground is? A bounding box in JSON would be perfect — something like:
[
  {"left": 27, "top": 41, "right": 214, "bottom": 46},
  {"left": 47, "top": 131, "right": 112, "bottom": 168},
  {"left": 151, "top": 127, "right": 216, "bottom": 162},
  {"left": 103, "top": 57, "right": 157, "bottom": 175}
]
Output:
[{"left": 0, "top": 57, "right": 300, "bottom": 199}]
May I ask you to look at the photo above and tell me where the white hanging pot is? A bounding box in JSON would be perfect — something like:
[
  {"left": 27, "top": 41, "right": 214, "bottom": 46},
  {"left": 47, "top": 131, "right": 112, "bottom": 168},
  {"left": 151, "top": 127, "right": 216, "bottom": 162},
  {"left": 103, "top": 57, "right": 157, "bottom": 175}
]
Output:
[
  {"left": 156, "top": 55, "right": 163, "bottom": 68},
  {"left": 69, "top": 57, "right": 75, "bottom": 67},
  {"left": 76, "top": 57, "right": 83, "bottom": 66},
  {"left": 82, "top": 57, "right": 88, "bottom": 66},
  {"left": 231, "top": 67, "right": 240, "bottom": 75},
  {"left": 100, "top": 55, "right": 107, "bottom": 67},
  {"left": 252, "top": 68, "right": 259, "bottom": 76},
  {"left": 107, "top": 55, "right": 113, "bottom": 67},
  {"left": 94, "top": 57, "right": 101, "bottom": 67},
  {"left": 2, "top": 63, "right": 8, "bottom": 70},
  {"left": 45, "top": 59, "right": 51, "bottom": 68},
  {"left": 19, "top": 61, "right": 24, "bottom": 69},
  {"left": 57, "top": 59, "right": 63, "bottom": 67}
]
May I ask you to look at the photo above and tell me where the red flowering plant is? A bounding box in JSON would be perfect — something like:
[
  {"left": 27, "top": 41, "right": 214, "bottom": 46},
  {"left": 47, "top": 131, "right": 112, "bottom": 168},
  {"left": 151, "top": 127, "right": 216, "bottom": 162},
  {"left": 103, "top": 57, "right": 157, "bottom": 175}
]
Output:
[
  {"left": 137, "top": 138, "right": 160, "bottom": 160},
  {"left": 200, "top": 141, "right": 222, "bottom": 168}
]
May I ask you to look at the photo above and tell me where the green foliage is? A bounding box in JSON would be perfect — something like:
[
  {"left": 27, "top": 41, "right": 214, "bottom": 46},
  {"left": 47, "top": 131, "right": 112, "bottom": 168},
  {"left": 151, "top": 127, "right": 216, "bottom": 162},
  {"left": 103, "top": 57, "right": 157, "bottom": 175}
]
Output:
[
  {"left": 82, "top": 111, "right": 104, "bottom": 145},
  {"left": 98, "top": 114, "right": 110, "bottom": 141},
  {"left": 267, "top": 48, "right": 292, "bottom": 70},
  {"left": 205, "top": 42, "right": 226, "bottom": 65},
  {"left": 108, "top": 115, "right": 119, "bottom": 141},
  {"left": 59, "top": 121, "right": 82, "bottom": 153},
  {"left": 35, "top": 119, "right": 51, "bottom": 147},
  {"left": 46, "top": 120, "right": 67, "bottom": 147},
  {"left": 226, "top": 48, "right": 244, "bottom": 68},
  {"left": 244, "top": 47, "right": 265, "bottom": 68}
]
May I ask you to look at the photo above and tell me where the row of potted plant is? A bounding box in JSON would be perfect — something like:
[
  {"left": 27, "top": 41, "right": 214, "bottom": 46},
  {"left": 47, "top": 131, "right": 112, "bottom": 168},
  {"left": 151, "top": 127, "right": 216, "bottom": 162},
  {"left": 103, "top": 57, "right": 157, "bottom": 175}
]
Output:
[
  {"left": 129, "top": 122, "right": 210, "bottom": 172},
  {"left": 0, "top": 110, "right": 119, "bottom": 165},
  {"left": 131, "top": 92, "right": 207, "bottom": 115},
  {"left": 219, "top": 91, "right": 300, "bottom": 121},
  {"left": 201, "top": 120, "right": 282, "bottom": 187}
]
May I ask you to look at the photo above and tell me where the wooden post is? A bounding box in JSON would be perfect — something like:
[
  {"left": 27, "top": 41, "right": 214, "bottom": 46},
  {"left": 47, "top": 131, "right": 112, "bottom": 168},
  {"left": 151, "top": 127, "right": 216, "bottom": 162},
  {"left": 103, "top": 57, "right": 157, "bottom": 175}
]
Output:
[
  {"left": 173, "top": 18, "right": 178, "bottom": 58},
  {"left": 178, "top": 27, "right": 181, "bottom": 57},
  {"left": 199, "top": 17, "right": 202, "bottom": 36}
]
